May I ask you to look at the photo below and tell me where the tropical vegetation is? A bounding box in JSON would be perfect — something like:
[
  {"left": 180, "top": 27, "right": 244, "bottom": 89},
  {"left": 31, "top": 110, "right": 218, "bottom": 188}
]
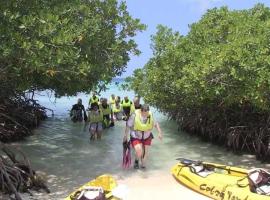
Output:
[
  {"left": 127, "top": 4, "right": 270, "bottom": 161},
  {"left": 0, "top": 0, "right": 144, "bottom": 198}
]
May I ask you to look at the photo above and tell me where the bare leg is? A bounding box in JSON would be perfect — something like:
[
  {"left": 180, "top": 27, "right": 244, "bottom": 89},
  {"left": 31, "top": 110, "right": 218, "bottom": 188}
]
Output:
[
  {"left": 97, "top": 122, "right": 102, "bottom": 139},
  {"left": 90, "top": 130, "right": 96, "bottom": 140},
  {"left": 133, "top": 143, "right": 143, "bottom": 166},
  {"left": 141, "top": 145, "right": 149, "bottom": 168},
  {"left": 97, "top": 130, "right": 102, "bottom": 139}
]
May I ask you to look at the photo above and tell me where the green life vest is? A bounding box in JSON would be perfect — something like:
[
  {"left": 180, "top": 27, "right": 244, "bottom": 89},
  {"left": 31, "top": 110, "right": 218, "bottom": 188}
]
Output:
[
  {"left": 134, "top": 110, "right": 154, "bottom": 131},
  {"left": 88, "top": 110, "right": 103, "bottom": 123}
]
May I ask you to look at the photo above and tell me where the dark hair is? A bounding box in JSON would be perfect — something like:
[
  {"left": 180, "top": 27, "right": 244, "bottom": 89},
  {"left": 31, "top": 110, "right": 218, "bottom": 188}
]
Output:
[
  {"left": 141, "top": 104, "right": 150, "bottom": 112},
  {"left": 90, "top": 102, "right": 99, "bottom": 110}
]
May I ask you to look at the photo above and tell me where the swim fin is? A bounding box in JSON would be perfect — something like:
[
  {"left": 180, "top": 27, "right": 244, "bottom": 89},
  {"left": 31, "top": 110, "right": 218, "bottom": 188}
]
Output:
[{"left": 122, "top": 140, "right": 131, "bottom": 169}]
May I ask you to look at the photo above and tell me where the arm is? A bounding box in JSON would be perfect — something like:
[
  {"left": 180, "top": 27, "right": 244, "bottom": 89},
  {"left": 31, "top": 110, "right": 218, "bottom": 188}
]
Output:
[
  {"left": 154, "top": 121, "right": 163, "bottom": 140},
  {"left": 83, "top": 110, "right": 89, "bottom": 131},
  {"left": 83, "top": 110, "right": 88, "bottom": 122},
  {"left": 82, "top": 105, "right": 88, "bottom": 122},
  {"left": 123, "top": 114, "right": 134, "bottom": 141},
  {"left": 123, "top": 124, "right": 129, "bottom": 142},
  {"left": 87, "top": 111, "right": 91, "bottom": 122},
  {"left": 110, "top": 108, "right": 114, "bottom": 122},
  {"left": 70, "top": 104, "right": 75, "bottom": 117}
]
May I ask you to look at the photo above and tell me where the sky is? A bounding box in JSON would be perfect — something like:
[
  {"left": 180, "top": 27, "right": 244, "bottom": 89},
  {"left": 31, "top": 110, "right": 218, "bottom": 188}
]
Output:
[{"left": 121, "top": 0, "right": 270, "bottom": 77}]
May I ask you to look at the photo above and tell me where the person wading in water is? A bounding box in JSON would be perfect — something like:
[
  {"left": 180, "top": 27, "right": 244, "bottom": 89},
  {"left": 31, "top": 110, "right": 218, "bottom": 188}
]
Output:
[
  {"left": 130, "top": 96, "right": 142, "bottom": 114},
  {"left": 70, "top": 98, "right": 87, "bottom": 122},
  {"left": 88, "top": 103, "right": 103, "bottom": 140},
  {"left": 88, "top": 91, "right": 99, "bottom": 107},
  {"left": 123, "top": 104, "right": 163, "bottom": 169},
  {"left": 121, "top": 96, "right": 132, "bottom": 121}
]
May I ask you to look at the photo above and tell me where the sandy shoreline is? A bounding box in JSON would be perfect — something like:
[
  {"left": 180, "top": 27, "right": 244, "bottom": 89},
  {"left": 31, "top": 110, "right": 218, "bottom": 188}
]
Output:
[{"left": 115, "top": 170, "right": 210, "bottom": 200}]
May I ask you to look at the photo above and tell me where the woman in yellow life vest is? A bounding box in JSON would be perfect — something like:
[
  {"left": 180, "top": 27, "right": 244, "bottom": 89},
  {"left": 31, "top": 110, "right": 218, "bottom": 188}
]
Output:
[
  {"left": 123, "top": 104, "right": 162, "bottom": 169},
  {"left": 88, "top": 103, "right": 103, "bottom": 140}
]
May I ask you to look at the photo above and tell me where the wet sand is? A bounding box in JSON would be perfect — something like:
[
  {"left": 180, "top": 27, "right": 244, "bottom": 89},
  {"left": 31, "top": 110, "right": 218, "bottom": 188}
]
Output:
[{"left": 116, "top": 171, "right": 210, "bottom": 200}]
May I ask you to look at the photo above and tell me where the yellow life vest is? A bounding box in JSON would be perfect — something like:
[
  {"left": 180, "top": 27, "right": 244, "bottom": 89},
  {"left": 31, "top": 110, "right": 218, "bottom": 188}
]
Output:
[
  {"left": 109, "top": 97, "right": 116, "bottom": 105},
  {"left": 101, "top": 105, "right": 111, "bottom": 115},
  {"left": 89, "top": 96, "right": 99, "bottom": 104},
  {"left": 113, "top": 104, "right": 121, "bottom": 113},
  {"left": 121, "top": 99, "right": 132, "bottom": 108},
  {"left": 134, "top": 110, "right": 154, "bottom": 131},
  {"left": 88, "top": 110, "right": 103, "bottom": 123}
]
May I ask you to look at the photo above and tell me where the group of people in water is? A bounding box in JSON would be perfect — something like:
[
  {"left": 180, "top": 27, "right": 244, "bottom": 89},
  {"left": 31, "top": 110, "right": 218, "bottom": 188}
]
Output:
[{"left": 70, "top": 92, "right": 163, "bottom": 169}]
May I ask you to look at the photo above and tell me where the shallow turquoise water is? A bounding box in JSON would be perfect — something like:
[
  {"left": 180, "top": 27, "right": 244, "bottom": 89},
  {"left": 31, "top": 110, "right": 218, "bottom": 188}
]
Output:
[{"left": 9, "top": 83, "right": 270, "bottom": 199}]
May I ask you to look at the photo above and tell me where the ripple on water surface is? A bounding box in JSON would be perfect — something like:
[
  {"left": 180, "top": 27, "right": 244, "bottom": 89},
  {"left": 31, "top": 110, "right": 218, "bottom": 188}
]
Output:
[{"left": 11, "top": 90, "right": 270, "bottom": 199}]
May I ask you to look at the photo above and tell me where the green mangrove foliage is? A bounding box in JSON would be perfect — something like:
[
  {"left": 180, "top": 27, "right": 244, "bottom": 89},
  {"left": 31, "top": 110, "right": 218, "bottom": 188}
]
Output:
[
  {"left": 0, "top": 1, "right": 145, "bottom": 197},
  {"left": 0, "top": 0, "right": 145, "bottom": 96},
  {"left": 128, "top": 4, "right": 270, "bottom": 160},
  {"left": 0, "top": 0, "right": 145, "bottom": 141}
]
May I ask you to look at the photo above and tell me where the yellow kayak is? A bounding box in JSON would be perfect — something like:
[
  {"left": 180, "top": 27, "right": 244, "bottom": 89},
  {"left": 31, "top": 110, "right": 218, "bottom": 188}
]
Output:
[
  {"left": 171, "top": 158, "right": 270, "bottom": 200},
  {"left": 65, "top": 174, "right": 120, "bottom": 200}
]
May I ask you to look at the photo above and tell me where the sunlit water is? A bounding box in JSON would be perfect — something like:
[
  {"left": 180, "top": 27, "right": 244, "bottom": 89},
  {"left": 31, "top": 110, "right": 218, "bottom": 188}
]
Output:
[{"left": 7, "top": 83, "right": 270, "bottom": 199}]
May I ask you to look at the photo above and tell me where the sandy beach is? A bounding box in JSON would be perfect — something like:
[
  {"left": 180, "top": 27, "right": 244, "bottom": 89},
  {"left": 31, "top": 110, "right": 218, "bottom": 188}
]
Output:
[{"left": 116, "top": 170, "right": 210, "bottom": 200}]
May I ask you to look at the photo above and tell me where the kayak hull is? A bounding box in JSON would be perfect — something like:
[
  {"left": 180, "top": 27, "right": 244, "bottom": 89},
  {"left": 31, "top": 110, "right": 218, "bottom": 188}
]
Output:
[
  {"left": 65, "top": 174, "right": 119, "bottom": 200},
  {"left": 171, "top": 160, "right": 270, "bottom": 200}
]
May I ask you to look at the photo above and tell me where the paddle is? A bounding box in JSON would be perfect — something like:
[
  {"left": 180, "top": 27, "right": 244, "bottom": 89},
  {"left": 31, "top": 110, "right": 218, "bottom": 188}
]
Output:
[
  {"left": 176, "top": 158, "right": 203, "bottom": 166},
  {"left": 176, "top": 157, "right": 247, "bottom": 175}
]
